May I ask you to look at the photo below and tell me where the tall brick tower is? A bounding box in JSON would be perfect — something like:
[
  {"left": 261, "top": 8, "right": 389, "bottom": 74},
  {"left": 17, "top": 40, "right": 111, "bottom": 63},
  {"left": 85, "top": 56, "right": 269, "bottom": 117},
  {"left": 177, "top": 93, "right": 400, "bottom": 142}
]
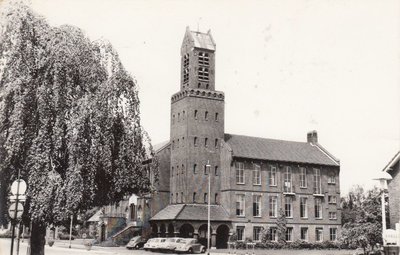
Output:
[{"left": 170, "top": 27, "right": 225, "bottom": 206}]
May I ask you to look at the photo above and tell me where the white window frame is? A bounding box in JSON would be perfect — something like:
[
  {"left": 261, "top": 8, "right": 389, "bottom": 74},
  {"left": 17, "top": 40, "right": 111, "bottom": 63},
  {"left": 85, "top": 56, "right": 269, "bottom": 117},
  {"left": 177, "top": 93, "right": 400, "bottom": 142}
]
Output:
[
  {"left": 300, "top": 197, "right": 308, "bottom": 218},
  {"left": 253, "top": 194, "right": 261, "bottom": 217},
  {"left": 253, "top": 164, "right": 261, "bottom": 185},
  {"left": 236, "top": 194, "right": 245, "bottom": 217},
  {"left": 328, "top": 195, "right": 337, "bottom": 204},
  {"left": 269, "top": 166, "right": 277, "bottom": 186},
  {"left": 313, "top": 168, "right": 322, "bottom": 194},
  {"left": 269, "top": 195, "right": 278, "bottom": 218},
  {"left": 284, "top": 166, "right": 292, "bottom": 193},
  {"left": 269, "top": 227, "right": 277, "bottom": 242},
  {"left": 315, "top": 198, "right": 323, "bottom": 219},
  {"left": 285, "top": 196, "right": 293, "bottom": 218},
  {"left": 329, "top": 212, "right": 337, "bottom": 220},
  {"left": 300, "top": 167, "right": 307, "bottom": 188},
  {"left": 330, "top": 228, "right": 337, "bottom": 241},
  {"left": 253, "top": 226, "right": 262, "bottom": 242},
  {"left": 316, "top": 227, "right": 324, "bottom": 242},
  {"left": 236, "top": 226, "right": 245, "bottom": 241},
  {"left": 328, "top": 174, "right": 336, "bottom": 184},
  {"left": 300, "top": 227, "right": 308, "bottom": 241},
  {"left": 285, "top": 227, "right": 293, "bottom": 242},
  {"left": 236, "top": 162, "right": 245, "bottom": 184}
]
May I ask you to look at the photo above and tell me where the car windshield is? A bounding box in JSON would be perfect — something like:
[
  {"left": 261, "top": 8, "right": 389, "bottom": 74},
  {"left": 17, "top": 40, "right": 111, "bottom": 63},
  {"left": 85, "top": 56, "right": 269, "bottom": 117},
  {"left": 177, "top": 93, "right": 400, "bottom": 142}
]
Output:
[
  {"left": 179, "top": 239, "right": 188, "bottom": 244},
  {"left": 131, "top": 236, "right": 140, "bottom": 241}
]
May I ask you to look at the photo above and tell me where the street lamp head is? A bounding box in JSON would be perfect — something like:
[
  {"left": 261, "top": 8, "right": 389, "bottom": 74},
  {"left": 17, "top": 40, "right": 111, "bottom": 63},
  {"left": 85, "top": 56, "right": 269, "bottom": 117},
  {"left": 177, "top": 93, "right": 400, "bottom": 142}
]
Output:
[{"left": 373, "top": 171, "right": 393, "bottom": 190}]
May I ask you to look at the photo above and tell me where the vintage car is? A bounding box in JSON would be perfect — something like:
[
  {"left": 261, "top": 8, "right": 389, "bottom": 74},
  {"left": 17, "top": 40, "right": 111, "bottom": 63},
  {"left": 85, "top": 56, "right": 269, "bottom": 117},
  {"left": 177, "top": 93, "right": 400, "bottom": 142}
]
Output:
[
  {"left": 126, "top": 236, "right": 147, "bottom": 250},
  {"left": 158, "top": 237, "right": 185, "bottom": 252},
  {"left": 143, "top": 238, "right": 167, "bottom": 251},
  {"left": 175, "top": 238, "right": 206, "bottom": 254}
]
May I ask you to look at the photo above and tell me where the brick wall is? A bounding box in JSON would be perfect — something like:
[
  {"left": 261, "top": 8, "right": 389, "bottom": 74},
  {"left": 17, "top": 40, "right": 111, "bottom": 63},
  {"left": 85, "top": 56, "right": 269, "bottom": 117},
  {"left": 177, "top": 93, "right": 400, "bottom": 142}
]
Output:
[{"left": 388, "top": 161, "right": 400, "bottom": 229}]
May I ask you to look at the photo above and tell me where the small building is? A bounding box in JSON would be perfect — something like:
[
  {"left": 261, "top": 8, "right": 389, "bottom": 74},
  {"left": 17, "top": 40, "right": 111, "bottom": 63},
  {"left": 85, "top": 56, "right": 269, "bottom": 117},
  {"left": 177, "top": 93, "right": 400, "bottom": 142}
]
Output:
[
  {"left": 138, "top": 27, "right": 342, "bottom": 248},
  {"left": 383, "top": 151, "right": 400, "bottom": 229}
]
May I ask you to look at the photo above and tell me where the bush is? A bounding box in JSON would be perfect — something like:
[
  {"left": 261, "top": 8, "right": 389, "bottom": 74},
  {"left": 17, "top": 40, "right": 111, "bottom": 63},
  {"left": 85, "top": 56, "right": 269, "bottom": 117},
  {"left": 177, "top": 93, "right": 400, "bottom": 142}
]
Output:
[{"left": 0, "top": 230, "right": 12, "bottom": 238}]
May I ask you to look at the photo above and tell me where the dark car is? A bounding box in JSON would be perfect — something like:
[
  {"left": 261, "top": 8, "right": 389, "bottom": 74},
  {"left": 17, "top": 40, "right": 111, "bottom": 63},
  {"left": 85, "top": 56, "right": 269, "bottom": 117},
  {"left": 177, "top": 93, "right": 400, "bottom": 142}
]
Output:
[{"left": 126, "top": 236, "right": 147, "bottom": 250}]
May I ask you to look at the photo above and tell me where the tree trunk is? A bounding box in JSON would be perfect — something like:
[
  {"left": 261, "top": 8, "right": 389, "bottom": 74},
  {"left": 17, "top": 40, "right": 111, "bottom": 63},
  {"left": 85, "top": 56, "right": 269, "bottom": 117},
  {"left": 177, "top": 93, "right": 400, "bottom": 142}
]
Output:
[{"left": 31, "top": 221, "right": 46, "bottom": 255}]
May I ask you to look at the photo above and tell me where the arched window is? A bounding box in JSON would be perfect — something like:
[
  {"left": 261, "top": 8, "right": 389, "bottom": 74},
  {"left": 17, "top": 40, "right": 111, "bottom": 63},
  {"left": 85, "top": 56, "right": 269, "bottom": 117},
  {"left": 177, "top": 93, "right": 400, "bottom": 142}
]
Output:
[
  {"left": 193, "top": 164, "right": 197, "bottom": 174},
  {"left": 130, "top": 203, "right": 136, "bottom": 221}
]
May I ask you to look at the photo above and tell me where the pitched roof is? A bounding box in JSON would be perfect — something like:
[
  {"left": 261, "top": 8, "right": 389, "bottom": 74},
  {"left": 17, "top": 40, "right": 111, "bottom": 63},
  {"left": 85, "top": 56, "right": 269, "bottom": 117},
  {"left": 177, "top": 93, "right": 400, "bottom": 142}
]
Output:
[
  {"left": 224, "top": 133, "right": 339, "bottom": 166},
  {"left": 189, "top": 31, "right": 216, "bottom": 51},
  {"left": 151, "top": 204, "right": 230, "bottom": 221},
  {"left": 383, "top": 151, "right": 400, "bottom": 172}
]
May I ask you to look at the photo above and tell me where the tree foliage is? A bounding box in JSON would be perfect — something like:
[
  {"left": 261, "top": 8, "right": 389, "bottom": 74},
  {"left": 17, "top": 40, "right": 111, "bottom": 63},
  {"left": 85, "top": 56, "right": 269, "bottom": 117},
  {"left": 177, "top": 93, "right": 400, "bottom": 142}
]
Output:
[
  {"left": 276, "top": 208, "right": 287, "bottom": 243},
  {"left": 341, "top": 186, "right": 385, "bottom": 253},
  {"left": 0, "top": 0, "right": 157, "bottom": 245}
]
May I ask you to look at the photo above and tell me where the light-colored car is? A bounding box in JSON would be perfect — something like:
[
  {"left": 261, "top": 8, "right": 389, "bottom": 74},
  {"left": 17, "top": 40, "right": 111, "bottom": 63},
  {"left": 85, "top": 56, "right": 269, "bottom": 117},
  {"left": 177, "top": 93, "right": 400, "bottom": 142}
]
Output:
[
  {"left": 158, "top": 237, "right": 185, "bottom": 252},
  {"left": 175, "top": 238, "right": 206, "bottom": 254},
  {"left": 144, "top": 237, "right": 167, "bottom": 251},
  {"left": 126, "top": 236, "right": 146, "bottom": 250}
]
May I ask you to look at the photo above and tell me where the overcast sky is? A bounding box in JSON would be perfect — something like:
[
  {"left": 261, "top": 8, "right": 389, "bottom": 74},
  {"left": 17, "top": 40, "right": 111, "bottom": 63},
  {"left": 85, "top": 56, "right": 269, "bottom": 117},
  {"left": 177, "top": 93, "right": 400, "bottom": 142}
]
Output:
[{"left": 29, "top": 0, "right": 400, "bottom": 194}]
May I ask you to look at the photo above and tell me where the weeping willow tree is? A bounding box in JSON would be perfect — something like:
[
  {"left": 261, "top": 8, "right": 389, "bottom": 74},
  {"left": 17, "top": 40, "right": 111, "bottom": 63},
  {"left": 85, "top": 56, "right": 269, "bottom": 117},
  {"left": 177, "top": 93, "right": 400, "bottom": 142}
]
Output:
[{"left": 0, "top": 1, "right": 157, "bottom": 254}]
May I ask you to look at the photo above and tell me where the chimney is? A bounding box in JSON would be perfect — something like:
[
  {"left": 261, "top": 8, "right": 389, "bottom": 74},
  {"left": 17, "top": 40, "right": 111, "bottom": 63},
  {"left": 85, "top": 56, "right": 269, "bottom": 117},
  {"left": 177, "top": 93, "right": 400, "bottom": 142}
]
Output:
[{"left": 307, "top": 130, "right": 318, "bottom": 144}]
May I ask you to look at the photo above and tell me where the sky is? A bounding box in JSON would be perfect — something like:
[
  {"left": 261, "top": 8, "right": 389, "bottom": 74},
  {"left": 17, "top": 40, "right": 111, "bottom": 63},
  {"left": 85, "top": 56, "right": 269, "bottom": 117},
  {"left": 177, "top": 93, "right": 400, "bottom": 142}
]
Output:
[{"left": 27, "top": 0, "right": 400, "bottom": 195}]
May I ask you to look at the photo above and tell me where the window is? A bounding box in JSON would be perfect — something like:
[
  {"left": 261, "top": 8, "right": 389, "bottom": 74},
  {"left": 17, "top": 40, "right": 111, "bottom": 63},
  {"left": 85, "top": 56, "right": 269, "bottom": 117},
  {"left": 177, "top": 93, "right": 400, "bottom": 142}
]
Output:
[
  {"left": 176, "top": 193, "right": 178, "bottom": 203},
  {"left": 328, "top": 195, "right": 337, "bottom": 204},
  {"left": 194, "top": 110, "right": 198, "bottom": 119},
  {"left": 193, "top": 164, "right": 197, "bottom": 174},
  {"left": 215, "top": 112, "right": 219, "bottom": 121},
  {"left": 236, "top": 194, "right": 245, "bottom": 216},
  {"left": 269, "top": 166, "right": 277, "bottom": 186},
  {"left": 330, "top": 228, "right": 337, "bottom": 241},
  {"left": 329, "top": 212, "right": 337, "bottom": 220},
  {"left": 204, "top": 193, "right": 208, "bottom": 204},
  {"left": 313, "top": 168, "right": 322, "bottom": 194},
  {"left": 285, "top": 228, "right": 293, "bottom": 242},
  {"left": 198, "top": 52, "right": 210, "bottom": 66},
  {"left": 236, "top": 227, "right": 244, "bottom": 241},
  {"left": 172, "top": 114, "right": 175, "bottom": 124},
  {"left": 236, "top": 162, "right": 244, "bottom": 184},
  {"left": 300, "top": 197, "right": 308, "bottom": 218},
  {"left": 194, "top": 137, "right": 198, "bottom": 146},
  {"left": 300, "top": 228, "right": 308, "bottom": 241},
  {"left": 181, "top": 164, "right": 185, "bottom": 174},
  {"left": 215, "top": 193, "right": 218, "bottom": 204},
  {"left": 253, "top": 164, "right": 261, "bottom": 185},
  {"left": 269, "top": 196, "right": 278, "bottom": 217},
  {"left": 171, "top": 167, "right": 174, "bottom": 177},
  {"left": 204, "top": 138, "right": 208, "bottom": 147},
  {"left": 315, "top": 198, "right": 322, "bottom": 219},
  {"left": 176, "top": 165, "right": 179, "bottom": 175},
  {"left": 215, "top": 139, "right": 218, "bottom": 149},
  {"left": 253, "top": 195, "right": 261, "bottom": 217},
  {"left": 183, "top": 54, "right": 189, "bottom": 84},
  {"left": 285, "top": 196, "right": 293, "bottom": 218},
  {"left": 182, "top": 137, "right": 184, "bottom": 147},
  {"left": 181, "top": 192, "right": 184, "bottom": 203},
  {"left": 171, "top": 193, "right": 173, "bottom": 203},
  {"left": 268, "top": 228, "right": 277, "bottom": 241},
  {"left": 172, "top": 140, "right": 175, "bottom": 150},
  {"left": 193, "top": 192, "right": 196, "bottom": 203},
  {"left": 284, "top": 166, "right": 292, "bottom": 193},
  {"left": 300, "top": 167, "right": 307, "bottom": 188},
  {"left": 316, "top": 228, "right": 323, "bottom": 242},
  {"left": 178, "top": 113, "right": 180, "bottom": 122},
  {"left": 215, "top": 166, "right": 218, "bottom": 176},
  {"left": 205, "top": 111, "right": 208, "bottom": 120},
  {"left": 328, "top": 174, "right": 336, "bottom": 184},
  {"left": 204, "top": 164, "right": 208, "bottom": 175},
  {"left": 177, "top": 139, "right": 179, "bottom": 148},
  {"left": 253, "top": 227, "right": 262, "bottom": 241},
  {"left": 198, "top": 67, "right": 209, "bottom": 81}
]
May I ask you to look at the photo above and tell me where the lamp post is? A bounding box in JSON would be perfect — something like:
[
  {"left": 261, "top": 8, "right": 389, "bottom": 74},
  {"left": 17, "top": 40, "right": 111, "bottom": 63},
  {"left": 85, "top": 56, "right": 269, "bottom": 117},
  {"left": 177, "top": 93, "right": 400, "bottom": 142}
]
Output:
[
  {"left": 206, "top": 160, "right": 211, "bottom": 255},
  {"left": 373, "top": 171, "right": 392, "bottom": 245}
]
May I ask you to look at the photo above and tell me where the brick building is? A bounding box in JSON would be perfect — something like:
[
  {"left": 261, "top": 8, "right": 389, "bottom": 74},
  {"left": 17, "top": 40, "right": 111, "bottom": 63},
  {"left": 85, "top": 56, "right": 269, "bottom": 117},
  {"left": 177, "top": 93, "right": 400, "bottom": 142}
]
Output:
[
  {"left": 383, "top": 151, "right": 400, "bottom": 229},
  {"left": 138, "top": 27, "right": 341, "bottom": 248}
]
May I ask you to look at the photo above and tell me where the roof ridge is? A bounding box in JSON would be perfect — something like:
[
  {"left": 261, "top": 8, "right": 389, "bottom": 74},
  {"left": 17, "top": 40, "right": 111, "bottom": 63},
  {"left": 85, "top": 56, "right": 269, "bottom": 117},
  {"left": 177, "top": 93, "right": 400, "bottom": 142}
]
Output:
[
  {"left": 383, "top": 150, "right": 400, "bottom": 172},
  {"left": 174, "top": 204, "right": 186, "bottom": 220},
  {"left": 225, "top": 133, "right": 308, "bottom": 144}
]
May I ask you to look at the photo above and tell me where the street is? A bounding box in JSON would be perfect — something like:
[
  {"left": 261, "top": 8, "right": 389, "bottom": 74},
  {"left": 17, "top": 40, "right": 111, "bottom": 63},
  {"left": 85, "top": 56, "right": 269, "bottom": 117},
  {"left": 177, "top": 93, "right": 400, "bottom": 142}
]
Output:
[{"left": 0, "top": 238, "right": 357, "bottom": 255}]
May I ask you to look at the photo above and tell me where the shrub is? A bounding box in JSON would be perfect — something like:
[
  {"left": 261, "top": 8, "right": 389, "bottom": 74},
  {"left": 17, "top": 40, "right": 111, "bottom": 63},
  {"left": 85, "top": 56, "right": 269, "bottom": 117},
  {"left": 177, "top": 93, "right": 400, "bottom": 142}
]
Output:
[{"left": 0, "top": 230, "right": 12, "bottom": 238}]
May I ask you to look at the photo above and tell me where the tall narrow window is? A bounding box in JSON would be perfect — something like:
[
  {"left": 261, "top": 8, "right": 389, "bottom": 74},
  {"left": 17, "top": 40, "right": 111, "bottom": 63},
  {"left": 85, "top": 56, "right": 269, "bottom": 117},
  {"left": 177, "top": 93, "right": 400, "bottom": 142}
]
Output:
[
  {"left": 198, "top": 67, "right": 209, "bottom": 81},
  {"left": 253, "top": 227, "right": 262, "bottom": 241},
  {"left": 253, "top": 164, "right": 261, "bottom": 185},
  {"left": 269, "top": 166, "right": 277, "bottom": 186},
  {"left": 178, "top": 113, "right": 180, "bottom": 122},
  {"left": 268, "top": 228, "right": 277, "bottom": 241},
  {"left": 182, "top": 111, "right": 185, "bottom": 120},
  {"left": 172, "top": 114, "right": 175, "bottom": 124},
  {"left": 193, "top": 164, "right": 197, "bottom": 174},
  {"left": 269, "top": 196, "right": 278, "bottom": 217},
  {"left": 214, "top": 166, "right": 219, "bottom": 176},
  {"left": 182, "top": 137, "right": 185, "bottom": 147},
  {"left": 300, "top": 197, "right": 308, "bottom": 218},
  {"left": 181, "top": 192, "right": 184, "bottom": 203},
  {"left": 316, "top": 228, "right": 323, "bottom": 242},
  {"left": 236, "top": 162, "right": 244, "bottom": 184},
  {"left": 215, "top": 112, "right": 219, "bottom": 121},
  {"left": 300, "top": 228, "right": 308, "bottom": 241},
  {"left": 171, "top": 167, "right": 174, "bottom": 177},
  {"left": 176, "top": 193, "right": 178, "bottom": 203},
  {"left": 215, "top": 193, "right": 219, "bottom": 204},
  {"left": 204, "top": 193, "right": 208, "bottom": 204},
  {"left": 205, "top": 111, "right": 208, "bottom": 120},
  {"left": 253, "top": 195, "right": 261, "bottom": 217},
  {"left": 204, "top": 164, "right": 209, "bottom": 175},
  {"left": 285, "top": 196, "right": 293, "bottom": 218},
  {"left": 236, "top": 227, "right": 244, "bottom": 241},
  {"left": 183, "top": 54, "right": 189, "bottom": 84},
  {"left": 236, "top": 194, "right": 245, "bottom": 216},
  {"left": 204, "top": 138, "right": 208, "bottom": 147},
  {"left": 171, "top": 193, "right": 173, "bottom": 203},
  {"left": 300, "top": 167, "right": 307, "bottom": 188},
  {"left": 177, "top": 139, "right": 179, "bottom": 148},
  {"left": 315, "top": 198, "right": 322, "bottom": 219},
  {"left": 285, "top": 228, "right": 293, "bottom": 242},
  {"left": 330, "top": 228, "right": 337, "bottom": 241},
  {"left": 194, "top": 110, "right": 198, "bottom": 119},
  {"left": 181, "top": 164, "right": 185, "bottom": 174},
  {"left": 193, "top": 192, "right": 196, "bottom": 203},
  {"left": 194, "top": 137, "right": 198, "bottom": 146},
  {"left": 176, "top": 165, "right": 179, "bottom": 175},
  {"left": 313, "top": 168, "right": 321, "bottom": 194},
  {"left": 215, "top": 139, "right": 218, "bottom": 149},
  {"left": 284, "top": 166, "right": 292, "bottom": 193}
]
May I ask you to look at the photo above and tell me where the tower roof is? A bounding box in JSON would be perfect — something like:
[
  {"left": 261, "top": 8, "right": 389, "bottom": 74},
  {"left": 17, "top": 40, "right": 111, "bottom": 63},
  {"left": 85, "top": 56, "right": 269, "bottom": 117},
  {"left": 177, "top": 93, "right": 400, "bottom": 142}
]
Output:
[{"left": 183, "top": 26, "right": 216, "bottom": 51}]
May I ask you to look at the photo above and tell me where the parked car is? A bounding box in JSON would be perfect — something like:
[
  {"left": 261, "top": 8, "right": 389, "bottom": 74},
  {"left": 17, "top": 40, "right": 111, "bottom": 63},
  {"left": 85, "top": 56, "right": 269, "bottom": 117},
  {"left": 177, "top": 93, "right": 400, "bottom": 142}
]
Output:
[
  {"left": 158, "top": 237, "right": 185, "bottom": 252},
  {"left": 126, "top": 236, "right": 147, "bottom": 250},
  {"left": 175, "top": 238, "right": 206, "bottom": 254},
  {"left": 144, "top": 238, "right": 167, "bottom": 251}
]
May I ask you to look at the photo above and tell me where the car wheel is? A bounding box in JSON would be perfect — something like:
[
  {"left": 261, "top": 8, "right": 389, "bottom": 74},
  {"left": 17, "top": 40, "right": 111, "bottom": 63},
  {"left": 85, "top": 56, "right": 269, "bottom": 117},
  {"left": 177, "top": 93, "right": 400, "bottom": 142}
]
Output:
[
  {"left": 188, "top": 248, "right": 193, "bottom": 254},
  {"left": 201, "top": 247, "right": 206, "bottom": 253},
  {"left": 135, "top": 244, "right": 140, "bottom": 249}
]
